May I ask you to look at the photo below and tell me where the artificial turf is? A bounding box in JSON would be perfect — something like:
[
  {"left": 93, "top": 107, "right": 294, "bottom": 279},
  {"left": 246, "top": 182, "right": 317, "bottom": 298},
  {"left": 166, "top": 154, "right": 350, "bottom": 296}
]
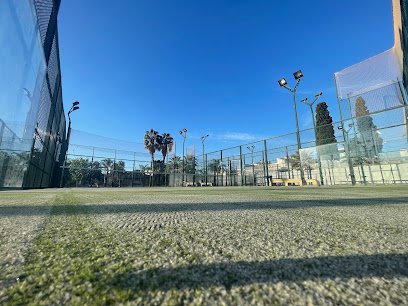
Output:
[{"left": 0, "top": 186, "right": 407, "bottom": 305}]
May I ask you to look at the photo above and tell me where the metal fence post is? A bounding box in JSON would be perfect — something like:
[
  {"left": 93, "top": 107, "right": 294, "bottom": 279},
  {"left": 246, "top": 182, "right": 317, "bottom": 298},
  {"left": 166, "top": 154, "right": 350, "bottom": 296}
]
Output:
[
  {"left": 397, "top": 80, "right": 408, "bottom": 142},
  {"left": 263, "top": 140, "right": 269, "bottom": 186},
  {"left": 261, "top": 150, "right": 266, "bottom": 186},
  {"left": 239, "top": 146, "right": 244, "bottom": 186},
  {"left": 220, "top": 150, "right": 223, "bottom": 186},
  {"left": 132, "top": 152, "right": 135, "bottom": 187},
  {"left": 334, "top": 76, "right": 356, "bottom": 185},
  {"left": 205, "top": 153, "right": 208, "bottom": 185}
]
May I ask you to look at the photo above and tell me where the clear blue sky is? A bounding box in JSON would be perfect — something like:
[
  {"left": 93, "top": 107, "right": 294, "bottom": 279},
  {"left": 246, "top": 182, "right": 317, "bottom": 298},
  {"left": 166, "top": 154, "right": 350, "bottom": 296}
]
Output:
[{"left": 58, "top": 0, "right": 394, "bottom": 155}]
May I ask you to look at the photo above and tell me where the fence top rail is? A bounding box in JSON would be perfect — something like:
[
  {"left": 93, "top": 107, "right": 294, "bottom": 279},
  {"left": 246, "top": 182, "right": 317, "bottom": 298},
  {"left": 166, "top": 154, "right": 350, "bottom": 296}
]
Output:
[{"left": 340, "top": 80, "right": 402, "bottom": 101}]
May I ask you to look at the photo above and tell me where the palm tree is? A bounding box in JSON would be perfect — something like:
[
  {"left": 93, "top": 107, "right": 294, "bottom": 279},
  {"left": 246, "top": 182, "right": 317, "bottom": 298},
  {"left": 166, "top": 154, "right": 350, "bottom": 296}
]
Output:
[
  {"left": 168, "top": 155, "right": 182, "bottom": 172},
  {"left": 114, "top": 160, "right": 126, "bottom": 187},
  {"left": 101, "top": 158, "right": 114, "bottom": 187},
  {"left": 144, "top": 129, "right": 160, "bottom": 186},
  {"left": 158, "top": 133, "right": 174, "bottom": 162},
  {"left": 208, "top": 159, "right": 222, "bottom": 186}
]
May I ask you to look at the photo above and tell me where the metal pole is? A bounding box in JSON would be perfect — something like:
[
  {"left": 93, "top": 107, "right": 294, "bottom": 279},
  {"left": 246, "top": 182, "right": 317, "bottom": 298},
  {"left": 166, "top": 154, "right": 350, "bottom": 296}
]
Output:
[
  {"left": 378, "top": 160, "right": 385, "bottom": 184},
  {"left": 205, "top": 153, "right": 208, "bottom": 185},
  {"left": 173, "top": 141, "right": 176, "bottom": 187},
  {"left": 132, "top": 152, "right": 135, "bottom": 187},
  {"left": 292, "top": 84, "right": 306, "bottom": 185},
  {"left": 309, "top": 104, "right": 324, "bottom": 185},
  {"left": 182, "top": 137, "right": 186, "bottom": 185},
  {"left": 113, "top": 150, "right": 116, "bottom": 187},
  {"left": 334, "top": 76, "right": 356, "bottom": 185},
  {"left": 228, "top": 159, "right": 232, "bottom": 186},
  {"left": 263, "top": 140, "right": 269, "bottom": 186},
  {"left": 397, "top": 80, "right": 408, "bottom": 143},
  {"left": 239, "top": 146, "right": 244, "bottom": 186},
  {"left": 59, "top": 117, "right": 71, "bottom": 188},
  {"left": 262, "top": 150, "right": 266, "bottom": 186},
  {"left": 390, "top": 164, "right": 396, "bottom": 184},
  {"left": 285, "top": 146, "right": 290, "bottom": 179},
  {"left": 202, "top": 142, "right": 205, "bottom": 184},
  {"left": 220, "top": 150, "right": 224, "bottom": 186},
  {"left": 251, "top": 150, "right": 255, "bottom": 186}
]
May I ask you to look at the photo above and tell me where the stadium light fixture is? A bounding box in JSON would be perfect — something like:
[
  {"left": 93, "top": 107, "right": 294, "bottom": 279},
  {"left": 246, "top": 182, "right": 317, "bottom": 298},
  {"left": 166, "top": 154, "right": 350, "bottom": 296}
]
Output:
[
  {"left": 68, "top": 101, "right": 80, "bottom": 117},
  {"left": 278, "top": 78, "right": 287, "bottom": 87},
  {"left": 293, "top": 70, "right": 303, "bottom": 80}
]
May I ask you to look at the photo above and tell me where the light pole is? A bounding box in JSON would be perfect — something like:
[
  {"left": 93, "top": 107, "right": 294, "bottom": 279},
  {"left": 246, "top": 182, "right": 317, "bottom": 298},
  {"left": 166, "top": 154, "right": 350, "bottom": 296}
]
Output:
[
  {"left": 179, "top": 128, "right": 187, "bottom": 186},
  {"left": 59, "top": 101, "right": 80, "bottom": 187},
  {"left": 337, "top": 123, "right": 357, "bottom": 185},
  {"left": 278, "top": 70, "right": 306, "bottom": 185},
  {"left": 301, "top": 92, "right": 324, "bottom": 185},
  {"left": 201, "top": 134, "right": 209, "bottom": 185},
  {"left": 247, "top": 145, "right": 255, "bottom": 186}
]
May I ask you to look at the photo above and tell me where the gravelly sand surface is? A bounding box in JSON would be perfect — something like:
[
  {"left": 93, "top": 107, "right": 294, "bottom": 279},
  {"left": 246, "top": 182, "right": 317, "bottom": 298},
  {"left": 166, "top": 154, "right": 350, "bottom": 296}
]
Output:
[{"left": 0, "top": 186, "right": 407, "bottom": 305}]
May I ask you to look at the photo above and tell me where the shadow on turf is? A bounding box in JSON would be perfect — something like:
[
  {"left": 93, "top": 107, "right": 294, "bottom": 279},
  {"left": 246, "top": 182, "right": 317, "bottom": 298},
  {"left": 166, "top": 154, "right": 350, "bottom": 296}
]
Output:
[
  {"left": 111, "top": 253, "right": 408, "bottom": 290},
  {"left": 0, "top": 197, "right": 407, "bottom": 216}
]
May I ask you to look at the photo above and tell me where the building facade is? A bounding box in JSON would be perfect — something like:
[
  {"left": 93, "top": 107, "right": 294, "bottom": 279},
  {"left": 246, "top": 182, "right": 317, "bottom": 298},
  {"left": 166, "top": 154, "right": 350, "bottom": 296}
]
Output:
[{"left": 0, "top": 0, "right": 66, "bottom": 188}]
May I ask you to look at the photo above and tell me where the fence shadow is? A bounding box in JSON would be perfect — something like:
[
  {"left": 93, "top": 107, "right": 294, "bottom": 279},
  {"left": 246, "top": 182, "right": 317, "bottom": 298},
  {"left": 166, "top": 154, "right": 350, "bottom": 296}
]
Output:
[
  {"left": 111, "top": 253, "right": 408, "bottom": 290},
  {"left": 0, "top": 196, "right": 407, "bottom": 216}
]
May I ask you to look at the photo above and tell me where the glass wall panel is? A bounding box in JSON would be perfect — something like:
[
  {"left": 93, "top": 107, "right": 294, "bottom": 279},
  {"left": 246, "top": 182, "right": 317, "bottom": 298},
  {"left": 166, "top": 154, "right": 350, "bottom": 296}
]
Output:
[{"left": 0, "top": 0, "right": 46, "bottom": 187}]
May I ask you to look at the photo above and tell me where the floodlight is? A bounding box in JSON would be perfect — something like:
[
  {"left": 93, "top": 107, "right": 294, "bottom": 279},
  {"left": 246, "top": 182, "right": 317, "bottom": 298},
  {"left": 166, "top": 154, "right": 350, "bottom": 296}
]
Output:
[
  {"left": 278, "top": 78, "right": 287, "bottom": 87},
  {"left": 315, "top": 92, "right": 322, "bottom": 97},
  {"left": 73, "top": 101, "right": 80, "bottom": 106},
  {"left": 201, "top": 134, "right": 209, "bottom": 141},
  {"left": 73, "top": 106, "right": 79, "bottom": 111},
  {"left": 293, "top": 70, "right": 303, "bottom": 80},
  {"left": 301, "top": 98, "right": 308, "bottom": 103}
]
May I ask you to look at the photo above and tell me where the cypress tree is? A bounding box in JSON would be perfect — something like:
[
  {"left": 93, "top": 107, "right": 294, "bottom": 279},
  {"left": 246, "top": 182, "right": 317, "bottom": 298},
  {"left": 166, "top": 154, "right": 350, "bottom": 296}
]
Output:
[
  {"left": 355, "top": 96, "right": 383, "bottom": 160},
  {"left": 315, "top": 102, "right": 337, "bottom": 159},
  {"left": 315, "top": 102, "right": 336, "bottom": 145}
]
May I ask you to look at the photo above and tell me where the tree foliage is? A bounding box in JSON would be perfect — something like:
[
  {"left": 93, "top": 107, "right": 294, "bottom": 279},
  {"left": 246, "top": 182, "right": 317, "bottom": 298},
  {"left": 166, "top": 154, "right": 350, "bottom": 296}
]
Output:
[
  {"left": 157, "top": 133, "right": 174, "bottom": 162},
  {"left": 355, "top": 96, "right": 383, "bottom": 160},
  {"left": 144, "top": 129, "right": 160, "bottom": 163},
  {"left": 316, "top": 102, "right": 336, "bottom": 146},
  {"left": 69, "top": 158, "right": 91, "bottom": 186},
  {"left": 185, "top": 155, "right": 197, "bottom": 174},
  {"left": 315, "top": 102, "right": 338, "bottom": 159}
]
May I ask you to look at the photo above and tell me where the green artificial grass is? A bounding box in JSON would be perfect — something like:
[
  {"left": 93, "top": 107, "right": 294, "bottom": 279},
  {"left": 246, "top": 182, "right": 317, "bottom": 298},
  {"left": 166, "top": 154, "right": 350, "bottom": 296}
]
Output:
[{"left": 0, "top": 186, "right": 407, "bottom": 305}]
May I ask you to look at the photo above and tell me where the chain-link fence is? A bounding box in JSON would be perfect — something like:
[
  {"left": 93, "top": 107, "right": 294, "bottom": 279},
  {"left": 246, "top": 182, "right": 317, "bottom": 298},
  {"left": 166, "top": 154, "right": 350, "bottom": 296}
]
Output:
[{"left": 60, "top": 80, "right": 408, "bottom": 188}]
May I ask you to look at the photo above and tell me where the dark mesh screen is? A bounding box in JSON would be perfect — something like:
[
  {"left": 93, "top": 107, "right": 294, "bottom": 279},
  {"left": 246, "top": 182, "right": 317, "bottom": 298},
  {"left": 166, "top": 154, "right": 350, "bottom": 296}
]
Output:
[
  {"left": 33, "top": 0, "right": 54, "bottom": 44},
  {"left": 401, "top": 0, "right": 408, "bottom": 91},
  {"left": 22, "top": 0, "right": 66, "bottom": 188},
  {"left": 36, "top": 80, "right": 51, "bottom": 142},
  {"left": 47, "top": 34, "right": 59, "bottom": 95}
]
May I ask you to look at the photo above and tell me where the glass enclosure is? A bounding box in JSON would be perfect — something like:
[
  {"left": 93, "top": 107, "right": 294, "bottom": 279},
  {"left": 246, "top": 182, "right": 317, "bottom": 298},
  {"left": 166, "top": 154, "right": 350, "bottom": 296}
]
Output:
[{"left": 0, "top": 0, "right": 46, "bottom": 187}]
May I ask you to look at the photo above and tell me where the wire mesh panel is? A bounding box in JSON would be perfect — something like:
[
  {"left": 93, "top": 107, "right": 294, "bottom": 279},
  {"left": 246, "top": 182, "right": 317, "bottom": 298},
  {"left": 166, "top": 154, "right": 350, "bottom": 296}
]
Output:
[
  {"left": 334, "top": 48, "right": 402, "bottom": 100},
  {"left": 59, "top": 81, "right": 408, "bottom": 188}
]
